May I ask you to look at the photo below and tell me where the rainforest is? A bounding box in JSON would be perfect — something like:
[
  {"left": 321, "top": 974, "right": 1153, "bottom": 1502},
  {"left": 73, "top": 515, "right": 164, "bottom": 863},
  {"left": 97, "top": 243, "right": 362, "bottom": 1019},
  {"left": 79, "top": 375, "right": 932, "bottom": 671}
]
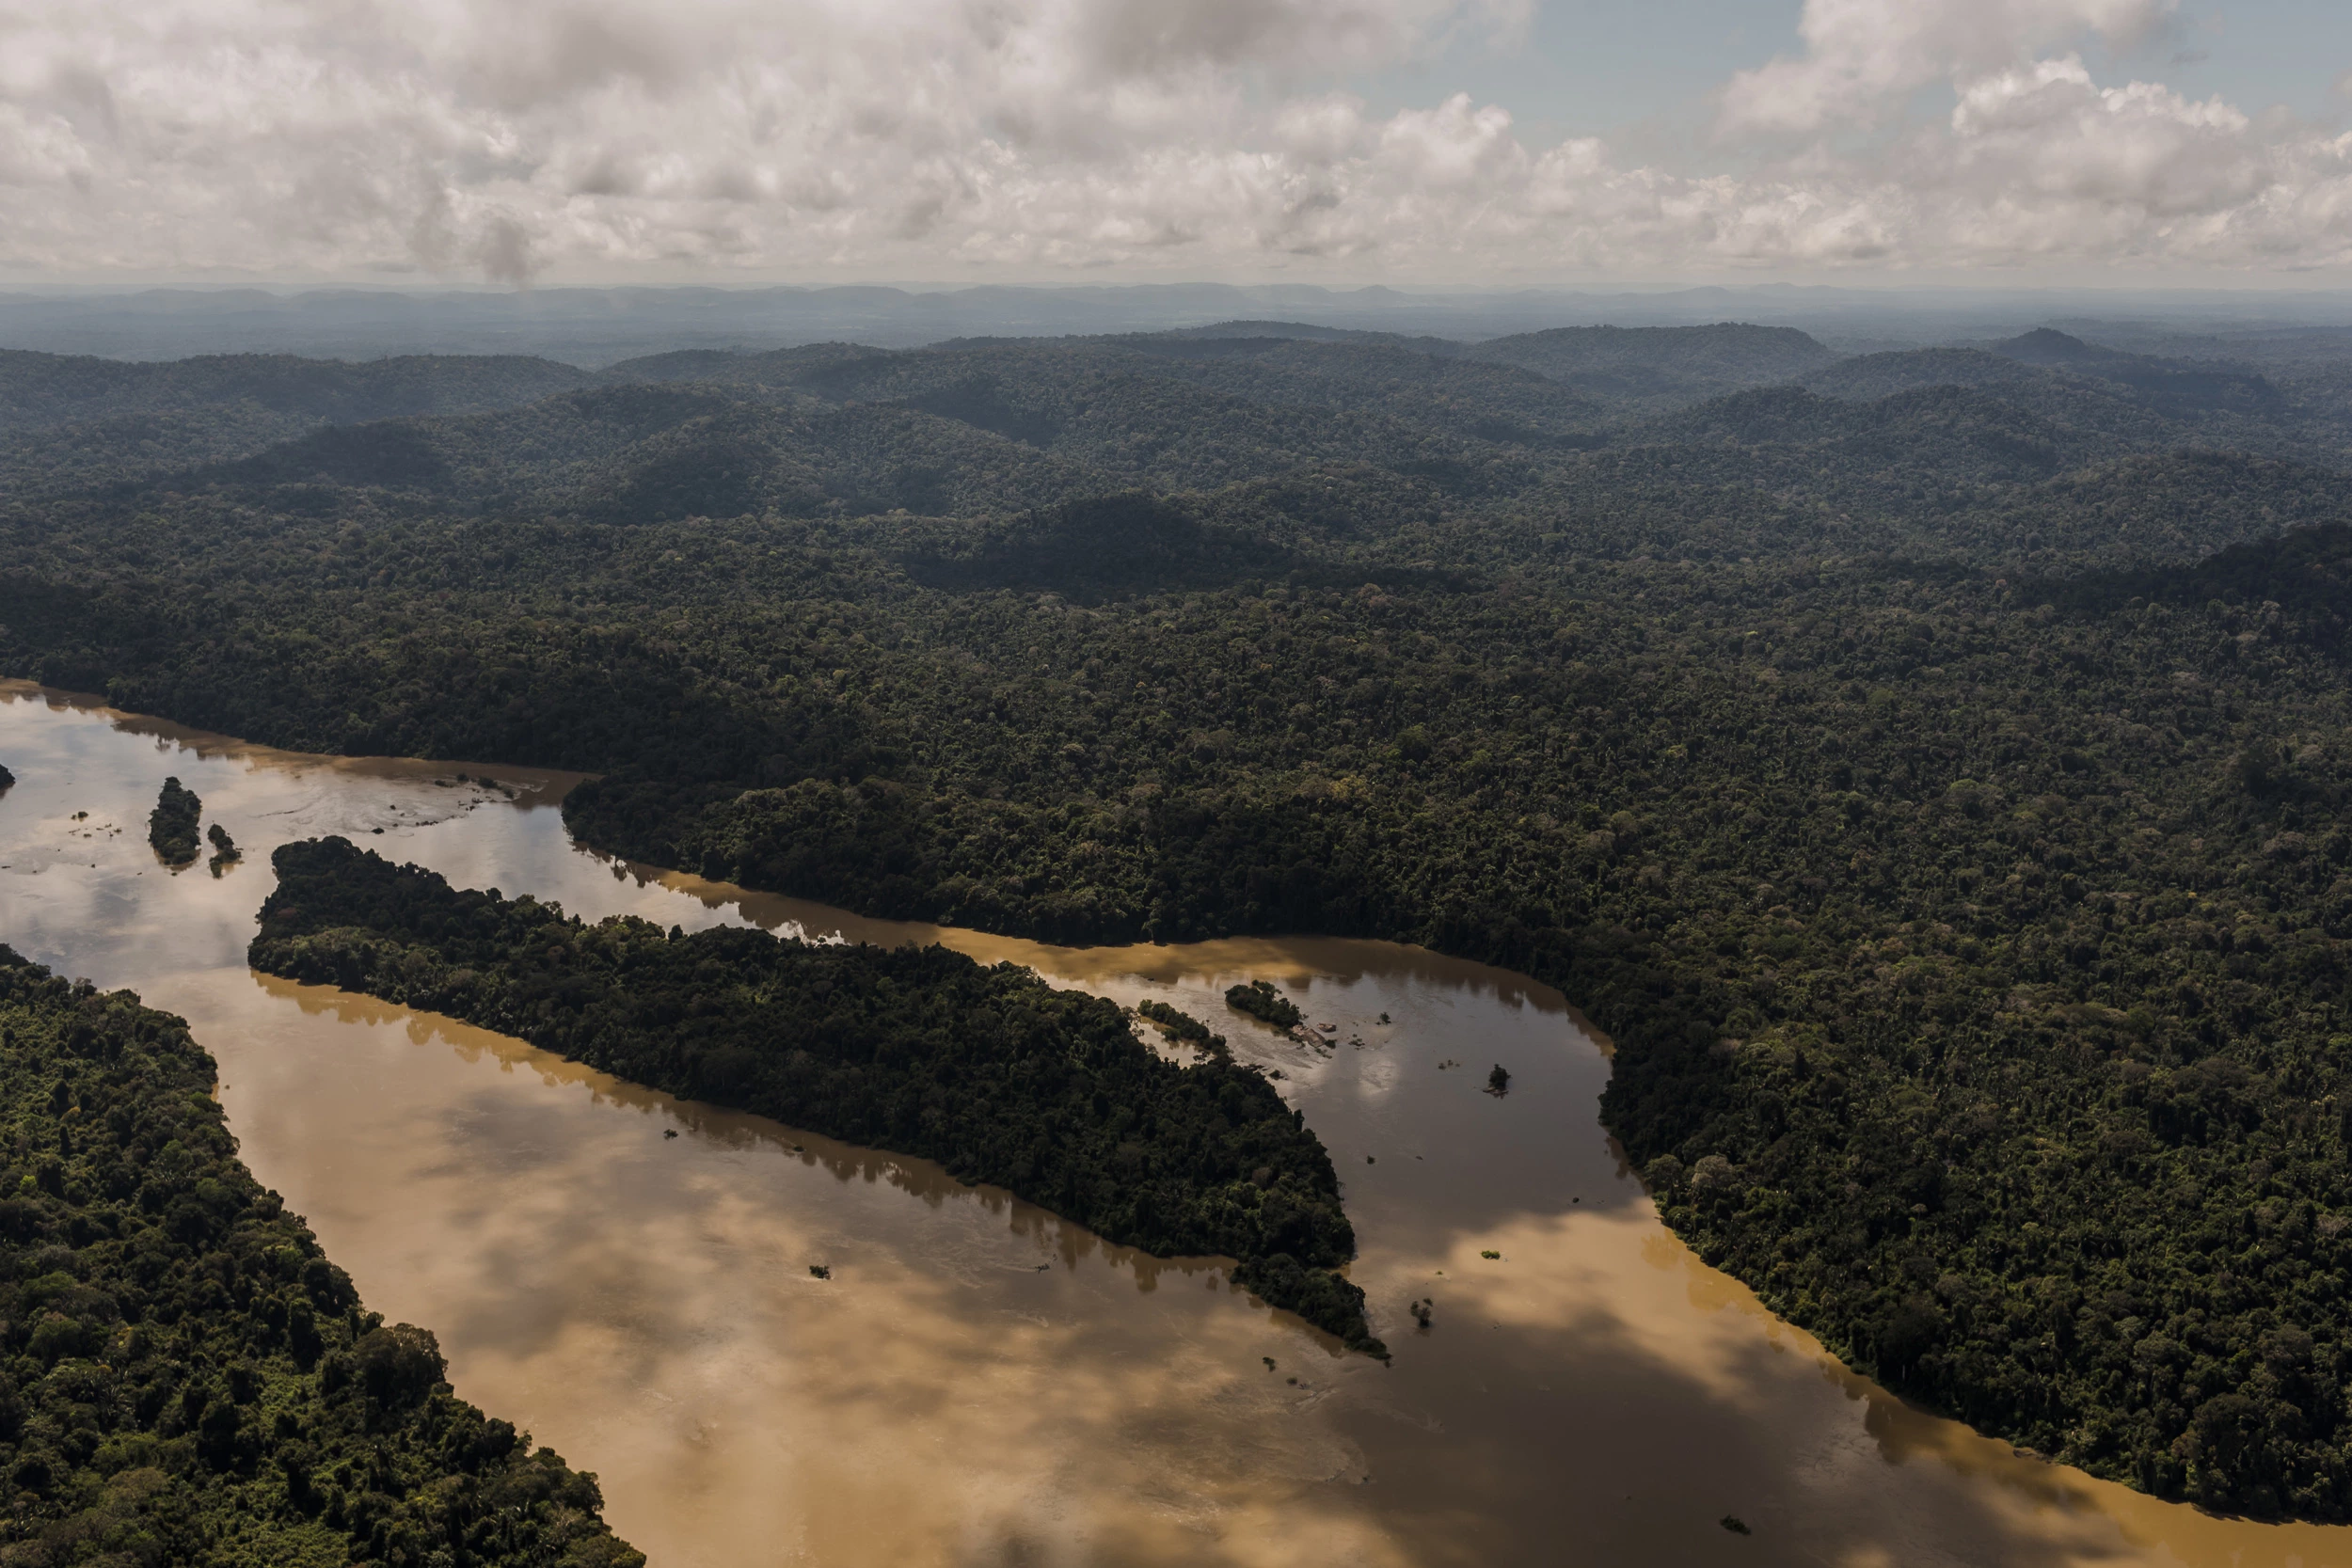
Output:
[
  {"left": 0, "top": 944, "right": 643, "bottom": 1567},
  {"left": 3, "top": 316, "right": 2352, "bottom": 1521}
]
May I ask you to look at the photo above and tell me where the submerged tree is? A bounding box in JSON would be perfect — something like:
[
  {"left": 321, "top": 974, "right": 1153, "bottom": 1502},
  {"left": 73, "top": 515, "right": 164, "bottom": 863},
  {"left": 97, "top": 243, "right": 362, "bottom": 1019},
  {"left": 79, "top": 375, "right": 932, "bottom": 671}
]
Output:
[{"left": 206, "top": 820, "right": 241, "bottom": 876}]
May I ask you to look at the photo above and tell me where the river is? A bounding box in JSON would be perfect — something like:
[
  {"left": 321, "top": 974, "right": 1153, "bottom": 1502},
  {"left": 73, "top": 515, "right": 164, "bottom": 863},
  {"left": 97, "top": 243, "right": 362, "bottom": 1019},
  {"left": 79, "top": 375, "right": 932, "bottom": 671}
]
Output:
[{"left": 0, "top": 679, "right": 2344, "bottom": 1568}]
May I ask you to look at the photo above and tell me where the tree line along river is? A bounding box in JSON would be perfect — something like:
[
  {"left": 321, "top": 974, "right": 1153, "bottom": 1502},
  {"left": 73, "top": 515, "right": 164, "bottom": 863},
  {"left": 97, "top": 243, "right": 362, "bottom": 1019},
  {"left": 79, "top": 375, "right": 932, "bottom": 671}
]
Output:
[{"left": 0, "top": 679, "right": 2342, "bottom": 1568}]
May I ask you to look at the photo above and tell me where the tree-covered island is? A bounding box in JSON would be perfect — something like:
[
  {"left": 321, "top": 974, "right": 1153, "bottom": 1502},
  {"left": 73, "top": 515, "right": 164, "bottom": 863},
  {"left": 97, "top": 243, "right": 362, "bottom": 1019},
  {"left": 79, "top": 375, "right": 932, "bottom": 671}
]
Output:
[
  {"left": 249, "top": 837, "right": 1383, "bottom": 1353},
  {"left": 145, "top": 779, "right": 202, "bottom": 868}
]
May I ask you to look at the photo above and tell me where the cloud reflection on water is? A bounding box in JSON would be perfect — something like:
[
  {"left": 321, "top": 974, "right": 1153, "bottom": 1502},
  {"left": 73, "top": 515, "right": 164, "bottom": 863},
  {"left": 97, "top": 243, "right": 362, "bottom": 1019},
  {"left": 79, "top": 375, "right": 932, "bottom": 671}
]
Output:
[{"left": 7, "top": 683, "right": 2352, "bottom": 1566}]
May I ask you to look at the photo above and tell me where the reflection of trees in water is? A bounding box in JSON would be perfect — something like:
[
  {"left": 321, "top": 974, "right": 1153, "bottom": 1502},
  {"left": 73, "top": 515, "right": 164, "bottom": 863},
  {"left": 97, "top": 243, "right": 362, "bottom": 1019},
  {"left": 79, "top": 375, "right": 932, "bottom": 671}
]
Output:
[{"left": 9, "top": 696, "right": 2337, "bottom": 1564}]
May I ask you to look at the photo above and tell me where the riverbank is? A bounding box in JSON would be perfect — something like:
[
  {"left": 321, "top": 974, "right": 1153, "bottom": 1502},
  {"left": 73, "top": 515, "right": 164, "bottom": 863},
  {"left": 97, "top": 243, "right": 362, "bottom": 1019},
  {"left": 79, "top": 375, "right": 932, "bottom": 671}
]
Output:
[
  {"left": 0, "top": 944, "right": 643, "bottom": 1568},
  {"left": 3, "top": 682, "right": 2350, "bottom": 1567}
]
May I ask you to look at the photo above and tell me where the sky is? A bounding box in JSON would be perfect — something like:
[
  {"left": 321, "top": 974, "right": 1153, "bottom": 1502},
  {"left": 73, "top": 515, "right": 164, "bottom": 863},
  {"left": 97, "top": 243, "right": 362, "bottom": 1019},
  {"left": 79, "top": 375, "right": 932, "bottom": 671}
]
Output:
[{"left": 4, "top": 0, "right": 2352, "bottom": 288}]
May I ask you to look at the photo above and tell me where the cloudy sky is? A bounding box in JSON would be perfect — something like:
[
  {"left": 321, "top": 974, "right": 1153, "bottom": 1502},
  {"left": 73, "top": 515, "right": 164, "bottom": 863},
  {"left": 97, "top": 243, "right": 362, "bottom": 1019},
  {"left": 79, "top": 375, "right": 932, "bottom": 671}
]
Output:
[{"left": 4, "top": 0, "right": 2351, "bottom": 286}]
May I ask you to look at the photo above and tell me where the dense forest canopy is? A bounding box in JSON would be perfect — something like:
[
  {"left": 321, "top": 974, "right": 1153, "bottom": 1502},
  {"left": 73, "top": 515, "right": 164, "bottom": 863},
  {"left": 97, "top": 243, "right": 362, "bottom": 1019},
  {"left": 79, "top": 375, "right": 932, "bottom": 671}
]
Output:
[
  {"left": 0, "top": 351, "right": 591, "bottom": 437},
  {"left": 1463, "top": 322, "right": 1839, "bottom": 405},
  {"left": 0, "top": 945, "right": 643, "bottom": 1568},
  {"left": 249, "top": 838, "right": 1379, "bottom": 1351},
  {"left": 5, "top": 316, "right": 2352, "bottom": 1516}
]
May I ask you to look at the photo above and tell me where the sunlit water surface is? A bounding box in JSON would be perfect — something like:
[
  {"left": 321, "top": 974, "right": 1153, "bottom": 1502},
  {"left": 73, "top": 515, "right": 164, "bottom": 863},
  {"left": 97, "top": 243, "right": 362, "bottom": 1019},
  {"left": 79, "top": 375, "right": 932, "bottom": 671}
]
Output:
[{"left": 2, "top": 681, "right": 2346, "bottom": 1567}]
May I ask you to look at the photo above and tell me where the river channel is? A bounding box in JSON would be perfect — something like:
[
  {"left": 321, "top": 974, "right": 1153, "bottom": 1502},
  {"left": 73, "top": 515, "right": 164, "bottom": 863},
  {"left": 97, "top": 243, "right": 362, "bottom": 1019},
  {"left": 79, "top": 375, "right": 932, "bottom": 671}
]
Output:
[{"left": 1, "top": 680, "right": 2346, "bottom": 1567}]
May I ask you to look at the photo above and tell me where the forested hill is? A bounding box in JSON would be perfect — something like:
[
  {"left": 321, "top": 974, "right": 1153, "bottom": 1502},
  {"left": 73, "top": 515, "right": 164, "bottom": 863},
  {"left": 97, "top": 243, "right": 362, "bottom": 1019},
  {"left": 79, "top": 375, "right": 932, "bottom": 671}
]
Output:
[
  {"left": 0, "top": 945, "right": 644, "bottom": 1567},
  {"left": 249, "top": 839, "right": 1382, "bottom": 1353},
  {"left": 0, "top": 351, "right": 596, "bottom": 496},
  {"left": 8, "top": 318, "right": 2351, "bottom": 533},
  {"left": 8, "top": 318, "right": 2352, "bottom": 1516},
  {"left": 1463, "top": 322, "right": 1837, "bottom": 404},
  {"left": 0, "top": 350, "right": 591, "bottom": 436}
]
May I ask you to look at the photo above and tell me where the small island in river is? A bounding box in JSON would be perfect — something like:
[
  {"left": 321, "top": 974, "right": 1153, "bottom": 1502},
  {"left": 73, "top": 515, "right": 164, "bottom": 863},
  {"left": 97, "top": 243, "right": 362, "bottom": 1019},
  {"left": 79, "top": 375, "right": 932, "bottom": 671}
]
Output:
[
  {"left": 250, "top": 838, "right": 1385, "bottom": 1354},
  {"left": 1225, "top": 980, "right": 1303, "bottom": 1030},
  {"left": 145, "top": 776, "right": 202, "bottom": 867}
]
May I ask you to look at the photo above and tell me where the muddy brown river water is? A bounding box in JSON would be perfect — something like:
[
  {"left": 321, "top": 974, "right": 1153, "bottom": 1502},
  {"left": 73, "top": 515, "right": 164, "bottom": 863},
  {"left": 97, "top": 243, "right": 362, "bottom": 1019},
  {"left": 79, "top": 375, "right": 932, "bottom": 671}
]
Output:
[{"left": 2, "top": 680, "right": 2348, "bottom": 1567}]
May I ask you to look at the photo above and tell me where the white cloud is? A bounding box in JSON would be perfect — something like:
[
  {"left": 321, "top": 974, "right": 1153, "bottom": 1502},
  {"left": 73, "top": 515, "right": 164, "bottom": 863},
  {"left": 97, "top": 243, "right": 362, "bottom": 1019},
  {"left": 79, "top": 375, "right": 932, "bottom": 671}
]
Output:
[
  {"left": 0, "top": 0, "right": 2346, "bottom": 282},
  {"left": 1719, "top": 0, "right": 2173, "bottom": 134},
  {"left": 1942, "top": 60, "right": 2268, "bottom": 219}
]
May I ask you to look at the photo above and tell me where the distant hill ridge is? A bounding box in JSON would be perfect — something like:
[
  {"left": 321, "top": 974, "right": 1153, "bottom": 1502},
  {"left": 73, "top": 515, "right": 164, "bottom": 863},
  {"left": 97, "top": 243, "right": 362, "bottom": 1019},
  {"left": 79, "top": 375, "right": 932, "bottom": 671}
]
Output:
[
  {"left": 1466, "top": 322, "right": 1838, "bottom": 403},
  {"left": 0, "top": 348, "right": 589, "bottom": 436},
  {"left": 4, "top": 317, "right": 2346, "bottom": 574}
]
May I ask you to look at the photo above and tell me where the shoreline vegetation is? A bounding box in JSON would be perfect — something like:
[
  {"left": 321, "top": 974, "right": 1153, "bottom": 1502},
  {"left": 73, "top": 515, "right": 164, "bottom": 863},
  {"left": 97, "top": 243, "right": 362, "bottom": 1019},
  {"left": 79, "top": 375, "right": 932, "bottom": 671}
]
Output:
[
  {"left": 248, "top": 838, "right": 1385, "bottom": 1354},
  {"left": 0, "top": 944, "right": 644, "bottom": 1567},
  {"left": 1136, "top": 998, "right": 1230, "bottom": 1060},
  {"left": 5, "top": 323, "right": 2352, "bottom": 1514},
  {"left": 539, "top": 537, "right": 2352, "bottom": 1520}
]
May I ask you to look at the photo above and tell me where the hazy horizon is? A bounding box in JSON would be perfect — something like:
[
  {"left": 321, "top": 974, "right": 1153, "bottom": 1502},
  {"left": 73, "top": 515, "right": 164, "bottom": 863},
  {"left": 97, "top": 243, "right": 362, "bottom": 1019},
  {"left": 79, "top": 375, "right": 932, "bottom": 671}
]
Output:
[{"left": 17, "top": 276, "right": 2352, "bottom": 367}]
